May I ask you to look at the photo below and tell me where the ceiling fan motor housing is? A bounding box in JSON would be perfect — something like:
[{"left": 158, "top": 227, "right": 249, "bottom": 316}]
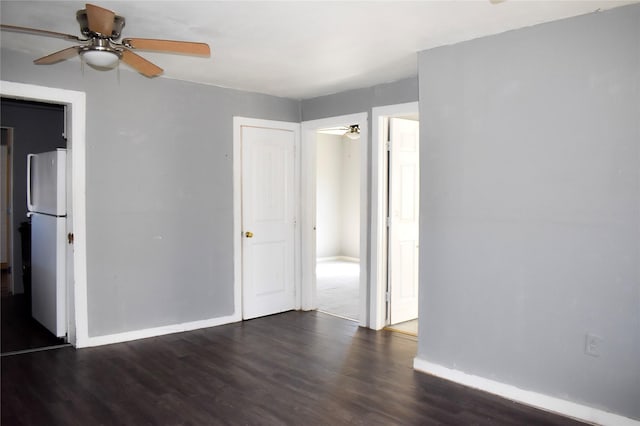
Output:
[
  {"left": 76, "top": 9, "right": 125, "bottom": 39},
  {"left": 79, "top": 37, "right": 122, "bottom": 58}
]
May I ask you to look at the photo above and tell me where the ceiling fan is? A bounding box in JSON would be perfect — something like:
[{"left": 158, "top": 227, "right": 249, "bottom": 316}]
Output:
[{"left": 0, "top": 3, "right": 210, "bottom": 77}]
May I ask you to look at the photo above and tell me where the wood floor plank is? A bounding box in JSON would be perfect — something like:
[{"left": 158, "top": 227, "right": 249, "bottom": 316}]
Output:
[{"left": 1, "top": 311, "right": 586, "bottom": 425}]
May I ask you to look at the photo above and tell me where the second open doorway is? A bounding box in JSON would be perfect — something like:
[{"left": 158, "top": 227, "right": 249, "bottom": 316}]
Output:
[
  {"left": 370, "top": 102, "right": 420, "bottom": 335},
  {"left": 301, "top": 112, "right": 368, "bottom": 327}
]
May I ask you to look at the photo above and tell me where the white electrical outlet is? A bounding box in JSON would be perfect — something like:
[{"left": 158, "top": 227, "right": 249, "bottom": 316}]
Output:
[{"left": 585, "top": 333, "right": 603, "bottom": 357}]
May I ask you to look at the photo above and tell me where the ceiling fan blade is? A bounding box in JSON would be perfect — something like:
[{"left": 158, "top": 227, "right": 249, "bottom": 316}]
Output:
[
  {"left": 121, "top": 50, "right": 163, "bottom": 77},
  {"left": 85, "top": 3, "right": 115, "bottom": 36},
  {"left": 123, "top": 38, "right": 210, "bottom": 56},
  {"left": 0, "top": 24, "right": 82, "bottom": 41},
  {"left": 34, "top": 46, "right": 80, "bottom": 65}
]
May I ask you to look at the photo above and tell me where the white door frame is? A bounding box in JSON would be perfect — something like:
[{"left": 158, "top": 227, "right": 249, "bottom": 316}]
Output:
[
  {"left": 1, "top": 80, "right": 88, "bottom": 347},
  {"left": 370, "top": 102, "right": 419, "bottom": 330},
  {"left": 301, "top": 112, "right": 368, "bottom": 327},
  {"left": 233, "top": 117, "right": 301, "bottom": 320}
]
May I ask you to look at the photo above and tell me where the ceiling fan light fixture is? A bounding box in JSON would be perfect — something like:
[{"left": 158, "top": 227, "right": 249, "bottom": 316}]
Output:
[
  {"left": 81, "top": 49, "right": 120, "bottom": 69},
  {"left": 346, "top": 124, "right": 360, "bottom": 140}
]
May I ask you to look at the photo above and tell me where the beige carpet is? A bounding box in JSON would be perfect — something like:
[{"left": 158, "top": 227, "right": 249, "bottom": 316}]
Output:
[{"left": 316, "top": 260, "right": 359, "bottom": 321}]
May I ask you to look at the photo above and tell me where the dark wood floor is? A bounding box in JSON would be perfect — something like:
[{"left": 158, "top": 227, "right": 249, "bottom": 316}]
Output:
[
  {"left": 2, "top": 294, "right": 65, "bottom": 354},
  {"left": 1, "top": 311, "right": 585, "bottom": 425}
]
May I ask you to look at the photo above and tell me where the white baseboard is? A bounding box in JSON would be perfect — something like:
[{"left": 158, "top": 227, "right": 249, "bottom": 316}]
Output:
[
  {"left": 77, "top": 313, "right": 242, "bottom": 348},
  {"left": 413, "top": 357, "right": 639, "bottom": 426},
  {"left": 316, "top": 256, "right": 360, "bottom": 263}
]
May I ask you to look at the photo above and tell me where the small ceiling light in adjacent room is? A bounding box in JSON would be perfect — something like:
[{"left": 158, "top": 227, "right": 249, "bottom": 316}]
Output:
[
  {"left": 346, "top": 124, "right": 360, "bottom": 140},
  {"left": 80, "top": 50, "right": 120, "bottom": 69}
]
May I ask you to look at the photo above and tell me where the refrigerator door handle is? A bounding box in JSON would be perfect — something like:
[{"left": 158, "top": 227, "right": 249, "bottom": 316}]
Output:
[{"left": 27, "top": 153, "right": 35, "bottom": 212}]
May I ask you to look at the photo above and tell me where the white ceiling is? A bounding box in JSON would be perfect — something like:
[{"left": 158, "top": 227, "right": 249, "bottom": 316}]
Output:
[{"left": 1, "top": 1, "right": 637, "bottom": 99}]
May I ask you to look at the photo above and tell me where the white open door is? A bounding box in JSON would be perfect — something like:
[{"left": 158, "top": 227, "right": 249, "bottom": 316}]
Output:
[
  {"left": 241, "top": 125, "right": 296, "bottom": 320},
  {"left": 388, "top": 118, "right": 420, "bottom": 324}
]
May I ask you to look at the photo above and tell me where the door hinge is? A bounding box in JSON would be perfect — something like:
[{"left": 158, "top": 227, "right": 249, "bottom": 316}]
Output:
[
  {"left": 385, "top": 141, "right": 391, "bottom": 152},
  {"left": 67, "top": 233, "right": 74, "bottom": 244},
  {"left": 385, "top": 292, "right": 390, "bottom": 302},
  {"left": 386, "top": 217, "right": 391, "bottom": 227}
]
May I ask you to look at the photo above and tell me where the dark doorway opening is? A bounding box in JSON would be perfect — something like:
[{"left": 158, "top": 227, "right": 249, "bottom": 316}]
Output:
[{"left": 1, "top": 98, "right": 68, "bottom": 354}]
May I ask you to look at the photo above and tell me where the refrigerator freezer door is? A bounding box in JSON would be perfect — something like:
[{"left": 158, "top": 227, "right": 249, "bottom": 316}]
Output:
[
  {"left": 27, "top": 149, "right": 66, "bottom": 216},
  {"left": 31, "top": 213, "right": 66, "bottom": 337}
]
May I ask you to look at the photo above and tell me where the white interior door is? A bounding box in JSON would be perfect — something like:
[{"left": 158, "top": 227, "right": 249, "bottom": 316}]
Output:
[
  {"left": 389, "top": 118, "right": 420, "bottom": 324},
  {"left": 241, "top": 125, "right": 296, "bottom": 320}
]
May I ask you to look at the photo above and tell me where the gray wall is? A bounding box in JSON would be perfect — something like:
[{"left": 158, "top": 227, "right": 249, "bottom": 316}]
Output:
[
  {"left": 1, "top": 48, "right": 300, "bottom": 337},
  {"left": 316, "top": 133, "right": 343, "bottom": 258},
  {"left": 418, "top": 4, "right": 639, "bottom": 420},
  {"left": 340, "top": 135, "right": 360, "bottom": 259},
  {"left": 301, "top": 77, "right": 418, "bottom": 122},
  {"left": 1, "top": 99, "right": 66, "bottom": 294}
]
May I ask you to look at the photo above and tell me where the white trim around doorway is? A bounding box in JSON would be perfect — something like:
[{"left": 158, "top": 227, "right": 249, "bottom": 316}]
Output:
[
  {"left": 1, "top": 80, "right": 88, "bottom": 347},
  {"left": 301, "top": 112, "right": 368, "bottom": 327},
  {"left": 370, "top": 102, "right": 419, "bottom": 331}
]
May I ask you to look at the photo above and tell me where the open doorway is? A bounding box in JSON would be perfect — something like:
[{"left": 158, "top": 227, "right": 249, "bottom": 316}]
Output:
[
  {"left": 370, "top": 102, "right": 420, "bottom": 335},
  {"left": 1, "top": 80, "right": 88, "bottom": 349},
  {"left": 315, "top": 126, "right": 361, "bottom": 321},
  {"left": 1, "top": 98, "right": 69, "bottom": 354},
  {"left": 301, "top": 112, "right": 368, "bottom": 327},
  {"left": 385, "top": 116, "right": 419, "bottom": 335}
]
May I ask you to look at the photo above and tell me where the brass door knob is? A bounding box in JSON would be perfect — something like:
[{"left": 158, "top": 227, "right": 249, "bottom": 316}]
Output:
[{"left": 245, "top": 231, "right": 254, "bottom": 238}]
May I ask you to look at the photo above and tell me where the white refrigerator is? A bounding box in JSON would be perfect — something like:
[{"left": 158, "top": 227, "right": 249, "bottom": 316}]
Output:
[{"left": 27, "top": 149, "right": 67, "bottom": 338}]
